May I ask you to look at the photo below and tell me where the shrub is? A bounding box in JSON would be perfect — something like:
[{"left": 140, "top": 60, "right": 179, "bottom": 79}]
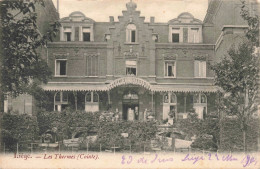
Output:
[{"left": 0, "top": 112, "right": 39, "bottom": 151}]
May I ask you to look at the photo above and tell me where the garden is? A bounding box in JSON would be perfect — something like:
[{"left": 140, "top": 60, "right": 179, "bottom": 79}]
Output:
[{"left": 0, "top": 109, "right": 258, "bottom": 153}]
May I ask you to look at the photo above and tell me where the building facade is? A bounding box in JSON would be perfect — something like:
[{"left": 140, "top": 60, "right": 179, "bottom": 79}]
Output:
[
  {"left": 42, "top": 0, "right": 229, "bottom": 122},
  {"left": 3, "top": 0, "right": 258, "bottom": 121}
]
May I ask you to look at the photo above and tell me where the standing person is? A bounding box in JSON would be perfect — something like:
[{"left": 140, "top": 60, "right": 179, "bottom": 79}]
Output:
[{"left": 143, "top": 109, "right": 147, "bottom": 121}]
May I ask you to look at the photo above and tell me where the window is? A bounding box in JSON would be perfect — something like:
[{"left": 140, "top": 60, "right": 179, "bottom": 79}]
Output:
[
  {"left": 172, "top": 28, "right": 180, "bottom": 43},
  {"left": 85, "top": 92, "right": 99, "bottom": 103},
  {"left": 85, "top": 92, "right": 99, "bottom": 112},
  {"left": 190, "top": 28, "right": 199, "bottom": 43},
  {"left": 54, "top": 92, "right": 68, "bottom": 111},
  {"left": 86, "top": 56, "right": 98, "bottom": 76},
  {"left": 55, "top": 60, "right": 67, "bottom": 76},
  {"left": 194, "top": 60, "right": 206, "bottom": 78},
  {"left": 164, "top": 61, "right": 176, "bottom": 77},
  {"left": 64, "top": 27, "right": 72, "bottom": 41},
  {"left": 193, "top": 93, "right": 207, "bottom": 119},
  {"left": 193, "top": 93, "right": 207, "bottom": 104},
  {"left": 164, "top": 93, "right": 177, "bottom": 104},
  {"left": 83, "top": 27, "right": 91, "bottom": 42},
  {"left": 163, "top": 92, "right": 177, "bottom": 120},
  {"left": 126, "top": 60, "right": 137, "bottom": 76},
  {"left": 126, "top": 24, "right": 137, "bottom": 43}
]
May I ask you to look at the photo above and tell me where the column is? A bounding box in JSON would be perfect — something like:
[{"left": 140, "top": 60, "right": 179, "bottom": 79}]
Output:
[
  {"left": 71, "top": 25, "right": 75, "bottom": 41},
  {"left": 79, "top": 26, "right": 82, "bottom": 41},
  {"left": 184, "top": 93, "right": 187, "bottom": 113},
  {"left": 151, "top": 91, "right": 154, "bottom": 113}
]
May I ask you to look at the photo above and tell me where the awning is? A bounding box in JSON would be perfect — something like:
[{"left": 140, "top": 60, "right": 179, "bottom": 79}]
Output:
[
  {"left": 41, "top": 83, "right": 108, "bottom": 92},
  {"left": 42, "top": 82, "right": 220, "bottom": 93},
  {"left": 151, "top": 84, "right": 220, "bottom": 93}
]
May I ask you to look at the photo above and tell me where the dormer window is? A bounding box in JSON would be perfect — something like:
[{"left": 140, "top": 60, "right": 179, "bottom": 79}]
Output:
[
  {"left": 83, "top": 27, "right": 91, "bottom": 42},
  {"left": 172, "top": 28, "right": 180, "bottom": 43},
  {"left": 190, "top": 28, "right": 200, "bottom": 43},
  {"left": 126, "top": 24, "right": 137, "bottom": 43},
  {"left": 64, "top": 27, "right": 72, "bottom": 41}
]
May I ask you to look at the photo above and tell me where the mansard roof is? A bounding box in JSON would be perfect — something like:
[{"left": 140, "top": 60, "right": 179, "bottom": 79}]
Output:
[
  {"left": 168, "top": 12, "right": 202, "bottom": 25},
  {"left": 60, "top": 11, "right": 95, "bottom": 23}
]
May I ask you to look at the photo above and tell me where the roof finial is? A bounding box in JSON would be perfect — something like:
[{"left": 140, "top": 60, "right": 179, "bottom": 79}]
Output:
[{"left": 126, "top": 0, "right": 137, "bottom": 10}]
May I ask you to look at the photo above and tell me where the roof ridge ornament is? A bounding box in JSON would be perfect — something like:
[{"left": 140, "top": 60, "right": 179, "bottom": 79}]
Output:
[{"left": 126, "top": 0, "right": 137, "bottom": 11}]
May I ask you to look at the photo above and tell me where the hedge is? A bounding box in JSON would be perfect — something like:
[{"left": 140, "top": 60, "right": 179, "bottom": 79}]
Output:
[{"left": 0, "top": 112, "right": 39, "bottom": 151}]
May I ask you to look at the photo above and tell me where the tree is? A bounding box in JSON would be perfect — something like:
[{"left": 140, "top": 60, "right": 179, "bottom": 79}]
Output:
[
  {"left": 0, "top": 0, "right": 60, "bottom": 97},
  {"left": 211, "top": 1, "right": 259, "bottom": 151}
]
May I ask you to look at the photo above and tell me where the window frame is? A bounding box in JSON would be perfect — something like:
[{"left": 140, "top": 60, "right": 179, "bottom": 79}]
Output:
[
  {"left": 193, "top": 93, "right": 207, "bottom": 104},
  {"left": 86, "top": 56, "right": 99, "bottom": 77},
  {"left": 126, "top": 24, "right": 137, "bottom": 43},
  {"left": 54, "top": 91, "right": 68, "bottom": 111},
  {"left": 82, "top": 27, "right": 91, "bottom": 42},
  {"left": 63, "top": 27, "right": 72, "bottom": 42},
  {"left": 85, "top": 91, "right": 99, "bottom": 103},
  {"left": 164, "top": 60, "right": 176, "bottom": 78},
  {"left": 55, "top": 59, "right": 67, "bottom": 77},
  {"left": 125, "top": 60, "right": 137, "bottom": 76},
  {"left": 190, "top": 28, "right": 200, "bottom": 43},
  {"left": 194, "top": 60, "right": 206, "bottom": 78}
]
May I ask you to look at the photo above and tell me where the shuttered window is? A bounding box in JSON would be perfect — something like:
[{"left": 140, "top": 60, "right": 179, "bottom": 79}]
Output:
[{"left": 194, "top": 60, "right": 206, "bottom": 78}]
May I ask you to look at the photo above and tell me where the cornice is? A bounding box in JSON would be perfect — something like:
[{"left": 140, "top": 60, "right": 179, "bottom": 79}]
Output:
[
  {"left": 48, "top": 42, "right": 108, "bottom": 48},
  {"left": 155, "top": 43, "right": 215, "bottom": 50}
]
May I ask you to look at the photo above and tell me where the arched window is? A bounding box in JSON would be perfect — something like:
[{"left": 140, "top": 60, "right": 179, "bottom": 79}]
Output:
[
  {"left": 85, "top": 92, "right": 91, "bottom": 102},
  {"left": 163, "top": 92, "right": 177, "bottom": 104},
  {"left": 54, "top": 92, "right": 68, "bottom": 111},
  {"left": 193, "top": 93, "right": 207, "bottom": 104},
  {"left": 126, "top": 24, "right": 137, "bottom": 43},
  {"left": 163, "top": 92, "right": 177, "bottom": 120},
  {"left": 93, "top": 92, "right": 99, "bottom": 102},
  {"left": 193, "top": 93, "right": 200, "bottom": 103},
  {"left": 201, "top": 93, "right": 207, "bottom": 103},
  {"left": 85, "top": 92, "right": 99, "bottom": 103},
  {"left": 170, "top": 93, "right": 177, "bottom": 103},
  {"left": 85, "top": 91, "right": 99, "bottom": 112}
]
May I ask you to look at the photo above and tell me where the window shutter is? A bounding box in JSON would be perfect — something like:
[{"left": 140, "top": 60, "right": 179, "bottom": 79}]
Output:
[
  {"left": 201, "top": 61, "right": 206, "bottom": 77},
  {"left": 56, "top": 61, "right": 60, "bottom": 75},
  {"left": 74, "top": 27, "right": 79, "bottom": 41},
  {"left": 71, "top": 26, "right": 75, "bottom": 41},
  {"left": 194, "top": 60, "right": 199, "bottom": 77},
  {"left": 183, "top": 28, "right": 188, "bottom": 43},
  {"left": 79, "top": 26, "right": 82, "bottom": 41},
  {"left": 164, "top": 62, "right": 167, "bottom": 76}
]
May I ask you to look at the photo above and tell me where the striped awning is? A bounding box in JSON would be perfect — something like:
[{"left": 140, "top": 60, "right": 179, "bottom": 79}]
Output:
[
  {"left": 151, "top": 84, "right": 220, "bottom": 93},
  {"left": 42, "top": 83, "right": 219, "bottom": 93},
  {"left": 41, "top": 83, "right": 107, "bottom": 91}
]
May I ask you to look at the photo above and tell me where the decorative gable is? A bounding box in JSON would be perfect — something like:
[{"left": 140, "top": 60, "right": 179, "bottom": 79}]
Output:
[{"left": 168, "top": 12, "right": 202, "bottom": 25}]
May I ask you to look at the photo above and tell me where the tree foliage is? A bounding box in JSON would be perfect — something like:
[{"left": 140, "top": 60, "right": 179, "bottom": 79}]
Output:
[
  {"left": 210, "top": 1, "right": 259, "bottom": 152},
  {"left": 0, "top": 0, "right": 60, "bottom": 96},
  {"left": 240, "top": 0, "right": 259, "bottom": 47}
]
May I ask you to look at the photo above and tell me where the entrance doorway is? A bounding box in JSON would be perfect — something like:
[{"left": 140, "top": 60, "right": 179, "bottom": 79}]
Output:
[{"left": 122, "top": 93, "right": 139, "bottom": 121}]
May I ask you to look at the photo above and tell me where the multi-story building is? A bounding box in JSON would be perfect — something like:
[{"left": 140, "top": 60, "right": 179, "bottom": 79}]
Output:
[{"left": 36, "top": 0, "right": 257, "bottom": 122}]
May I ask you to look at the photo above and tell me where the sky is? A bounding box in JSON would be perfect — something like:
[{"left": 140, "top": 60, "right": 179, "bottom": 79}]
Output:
[{"left": 52, "top": 0, "right": 209, "bottom": 22}]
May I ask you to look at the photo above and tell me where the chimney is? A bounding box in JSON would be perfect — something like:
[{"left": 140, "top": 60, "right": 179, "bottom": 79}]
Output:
[
  {"left": 57, "top": 0, "right": 59, "bottom": 13},
  {"left": 109, "top": 16, "right": 114, "bottom": 23},
  {"left": 150, "top": 17, "right": 155, "bottom": 23}
]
